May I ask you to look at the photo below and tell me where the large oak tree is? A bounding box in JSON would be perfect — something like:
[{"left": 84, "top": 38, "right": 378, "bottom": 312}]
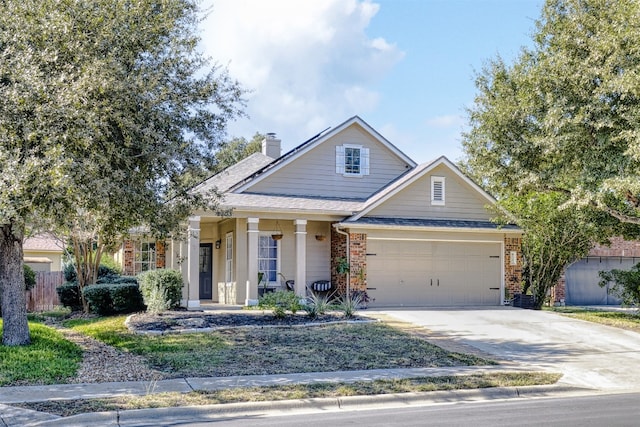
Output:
[
  {"left": 462, "top": 0, "right": 640, "bottom": 305},
  {"left": 463, "top": 0, "right": 640, "bottom": 214},
  {"left": 0, "top": 1, "right": 244, "bottom": 345}
]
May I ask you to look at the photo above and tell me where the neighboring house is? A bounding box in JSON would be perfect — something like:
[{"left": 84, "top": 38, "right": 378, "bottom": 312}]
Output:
[
  {"left": 23, "top": 234, "right": 65, "bottom": 272},
  {"left": 139, "top": 116, "right": 523, "bottom": 308},
  {"left": 553, "top": 237, "right": 640, "bottom": 306}
]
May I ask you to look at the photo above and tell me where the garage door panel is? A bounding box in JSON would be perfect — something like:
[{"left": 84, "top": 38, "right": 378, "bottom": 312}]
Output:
[
  {"left": 367, "top": 240, "right": 501, "bottom": 307},
  {"left": 565, "top": 258, "right": 629, "bottom": 305}
]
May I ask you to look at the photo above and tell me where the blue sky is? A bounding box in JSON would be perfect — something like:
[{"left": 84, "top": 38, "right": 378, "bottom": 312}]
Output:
[{"left": 202, "top": 0, "right": 544, "bottom": 164}]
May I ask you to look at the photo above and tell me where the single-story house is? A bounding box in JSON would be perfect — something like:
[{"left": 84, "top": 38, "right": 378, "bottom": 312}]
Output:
[
  {"left": 120, "top": 116, "right": 523, "bottom": 308},
  {"left": 23, "top": 234, "right": 65, "bottom": 272}
]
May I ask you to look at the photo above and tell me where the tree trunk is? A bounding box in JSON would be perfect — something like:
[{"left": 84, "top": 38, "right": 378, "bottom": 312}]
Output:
[{"left": 0, "top": 221, "right": 30, "bottom": 346}]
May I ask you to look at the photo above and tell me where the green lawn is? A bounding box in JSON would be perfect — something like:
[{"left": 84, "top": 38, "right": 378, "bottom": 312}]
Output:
[
  {"left": 550, "top": 307, "right": 640, "bottom": 331},
  {"left": 0, "top": 320, "right": 82, "bottom": 386}
]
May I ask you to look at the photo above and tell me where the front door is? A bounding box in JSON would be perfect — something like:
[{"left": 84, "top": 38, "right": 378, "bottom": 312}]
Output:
[{"left": 199, "top": 243, "right": 212, "bottom": 299}]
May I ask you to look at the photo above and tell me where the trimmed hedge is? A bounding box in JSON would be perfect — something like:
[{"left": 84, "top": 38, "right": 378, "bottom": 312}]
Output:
[
  {"left": 56, "top": 282, "right": 83, "bottom": 311},
  {"left": 138, "top": 269, "right": 183, "bottom": 312},
  {"left": 83, "top": 282, "right": 145, "bottom": 315}
]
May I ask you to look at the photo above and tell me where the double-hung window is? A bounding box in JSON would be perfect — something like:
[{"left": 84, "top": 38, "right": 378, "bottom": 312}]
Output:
[
  {"left": 134, "top": 240, "right": 157, "bottom": 274},
  {"left": 336, "top": 144, "right": 370, "bottom": 176},
  {"left": 258, "top": 234, "right": 279, "bottom": 287}
]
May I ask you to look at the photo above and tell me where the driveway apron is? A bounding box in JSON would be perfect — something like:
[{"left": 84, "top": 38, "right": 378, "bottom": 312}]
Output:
[{"left": 377, "top": 307, "right": 640, "bottom": 391}]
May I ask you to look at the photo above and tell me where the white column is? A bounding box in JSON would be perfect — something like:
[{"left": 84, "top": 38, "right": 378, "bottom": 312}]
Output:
[
  {"left": 187, "top": 216, "right": 201, "bottom": 309},
  {"left": 294, "top": 219, "right": 307, "bottom": 298},
  {"left": 180, "top": 237, "right": 189, "bottom": 306},
  {"left": 246, "top": 218, "right": 260, "bottom": 306}
]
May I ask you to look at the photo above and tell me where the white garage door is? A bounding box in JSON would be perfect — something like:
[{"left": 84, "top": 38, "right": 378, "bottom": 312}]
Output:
[{"left": 366, "top": 239, "right": 502, "bottom": 307}]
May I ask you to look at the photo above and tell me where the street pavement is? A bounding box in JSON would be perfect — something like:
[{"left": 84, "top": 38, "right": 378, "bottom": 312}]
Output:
[{"left": 2, "top": 306, "right": 639, "bottom": 426}]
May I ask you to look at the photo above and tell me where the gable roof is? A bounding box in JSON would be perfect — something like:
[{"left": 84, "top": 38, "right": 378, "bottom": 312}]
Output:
[
  {"left": 231, "top": 116, "right": 417, "bottom": 193},
  {"left": 195, "top": 152, "right": 274, "bottom": 194},
  {"left": 347, "top": 156, "right": 497, "bottom": 222}
]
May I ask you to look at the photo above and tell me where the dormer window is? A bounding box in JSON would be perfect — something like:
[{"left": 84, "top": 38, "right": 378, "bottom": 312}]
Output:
[
  {"left": 336, "top": 144, "right": 370, "bottom": 176},
  {"left": 431, "top": 176, "right": 445, "bottom": 206}
]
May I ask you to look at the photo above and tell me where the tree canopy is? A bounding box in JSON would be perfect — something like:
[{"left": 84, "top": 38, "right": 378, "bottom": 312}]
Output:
[
  {"left": 463, "top": 0, "right": 640, "bottom": 224},
  {"left": 0, "top": 0, "right": 244, "bottom": 345}
]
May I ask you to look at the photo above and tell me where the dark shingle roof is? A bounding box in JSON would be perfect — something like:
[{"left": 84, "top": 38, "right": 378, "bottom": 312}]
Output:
[{"left": 343, "top": 217, "right": 520, "bottom": 230}]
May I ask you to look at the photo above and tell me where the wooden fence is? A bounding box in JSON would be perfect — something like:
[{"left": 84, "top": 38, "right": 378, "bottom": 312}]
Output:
[{"left": 26, "top": 271, "right": 64, "bottom": 312}]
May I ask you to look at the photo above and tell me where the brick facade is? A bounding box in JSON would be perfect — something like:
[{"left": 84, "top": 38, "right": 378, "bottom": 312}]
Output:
[
  {"left": 330, "top": 225, "right": 347, "bottom": 293},
  {"left": 504, "top": 236, "right": 523, "bottom": 301},
  {"left": 122, "top": 239, "right": 166, "bottom": 276},
  {"left": 348, "top": 233, "right": 367, "bottom": 293},
  {"left": 330, "top": 227, "right": 368, "bottom": 295}
]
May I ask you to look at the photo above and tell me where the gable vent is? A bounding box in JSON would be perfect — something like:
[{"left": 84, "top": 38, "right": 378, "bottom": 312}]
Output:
[{"left": 431, "top": 176, "right": 445, "bottom": 206}]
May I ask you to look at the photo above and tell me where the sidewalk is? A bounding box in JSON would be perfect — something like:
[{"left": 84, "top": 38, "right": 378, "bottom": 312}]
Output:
[{"left": 0, "top": 366, "right": 585, "bottom": 426}]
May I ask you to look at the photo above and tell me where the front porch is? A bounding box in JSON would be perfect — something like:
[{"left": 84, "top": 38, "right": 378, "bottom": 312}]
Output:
[{"left": 171, "top": 216, "right": 358, "bottom": 308}]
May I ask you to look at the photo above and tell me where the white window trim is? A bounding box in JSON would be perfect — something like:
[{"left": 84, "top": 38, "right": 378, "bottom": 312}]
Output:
[
  {"left": 258, "top": 232, "right": 281, "bottom": 287},
  {"left": 336, "top": 144, "right": 370, "bottom": 177},
  {"left": 431, "top": 176, "right": 445, "bottom": 206}
]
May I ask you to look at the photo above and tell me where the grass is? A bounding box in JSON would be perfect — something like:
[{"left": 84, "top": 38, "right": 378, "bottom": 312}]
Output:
[
  {"left": 0, "top": 320, "right": 82, "bottom": 386},
  {"left": 63, "top": 316, "right": 494, "bottom": 377},
  {"left": 549, "top": 306, "right": 640, "bottom": 331},
  {"left": 15, "top": 372, "right": 562, "bottom": 417}
]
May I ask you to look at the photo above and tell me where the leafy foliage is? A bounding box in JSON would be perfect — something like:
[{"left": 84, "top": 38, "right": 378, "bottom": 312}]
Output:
[
  {"left": 83, "top": 283, "right": 144, "bottom": 315},
  {"left": 498, "top": 192, "right": 612, "bottom": 308},
  {"left": 462, "top": 0, "right": 640, "bottom": 227},
  {"left": 0, "top": 0, "right": 245, "bottom": 341},
  {"left": 599, "top": 263, "right": 640, "bottom": 307},
  {"left": 56, "top": 282, "right": 83, "bottom": 312},
  {"left": 258, "top": 290, "right": 303, "bottom": 317},
  {"left": 23, "top": 265, "right": 36, "bottom": 291},
  {"left": 138, "top": 269, "right": 184, "bottom": 312}
]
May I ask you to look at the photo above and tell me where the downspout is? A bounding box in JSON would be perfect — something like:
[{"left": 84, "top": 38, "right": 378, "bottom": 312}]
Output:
[{"left": 332, "top": 223, "right": 350, "bottom": 296}]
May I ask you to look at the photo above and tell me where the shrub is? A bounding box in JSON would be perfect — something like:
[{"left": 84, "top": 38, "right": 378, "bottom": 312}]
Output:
[
  {"left": 110, "top": 283, "right": 145, "bottom": 313},
  {"left": 144, "top": 286, "right": 171, "bottom": 314},
  {"left": 304, "top": 292, "right": 334, "bottom": 318},
  {"left": 83, "top": 284, "right": 114, "bottom": 315},
  {"left": 23, "top": 264, "right": 36, "bottom": 291},
  {"left": 56, "top": 282, "right": 82, "bottom": 311},
  {"left": 63, "top": 262, "right": 121, "bottom": 283},
  {"left": 337, "top": 292, "right": 365, "bottom": 318},
  {"left": 138, "top": 269, "right": 183, "bottom": 312},
  {"left": 83, "top": 283, "right": 145, "bottom": 315},
  {"left": 599, "top": 263, "right": 640, "bottom": 307},
  {"left": 258, "top": 290, "right": 302, "bottom": 316}
]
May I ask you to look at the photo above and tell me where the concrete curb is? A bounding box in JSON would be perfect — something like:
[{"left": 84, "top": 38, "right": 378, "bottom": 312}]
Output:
[{"left": 29, "top": 384, "right": 595, "bottom": 427}]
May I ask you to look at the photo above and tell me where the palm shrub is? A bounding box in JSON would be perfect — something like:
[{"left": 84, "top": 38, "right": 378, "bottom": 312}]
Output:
[{"left": 137, "top": 269, "right": 183, "bottom": 312}]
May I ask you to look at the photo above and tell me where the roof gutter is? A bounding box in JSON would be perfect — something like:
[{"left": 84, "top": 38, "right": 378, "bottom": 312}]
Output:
[{"left": 332, "top": 223, "right": 350, "bottom": 296}]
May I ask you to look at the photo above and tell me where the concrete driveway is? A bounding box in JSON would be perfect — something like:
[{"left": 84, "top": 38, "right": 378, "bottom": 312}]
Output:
[{"left": 376, "top": 307, "right": 640, "bottom": 392}]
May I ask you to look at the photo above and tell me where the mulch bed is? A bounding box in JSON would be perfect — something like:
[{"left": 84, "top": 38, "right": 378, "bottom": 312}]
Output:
[{"left": 126, "top": 310, "right": 371, "bottom": 333}]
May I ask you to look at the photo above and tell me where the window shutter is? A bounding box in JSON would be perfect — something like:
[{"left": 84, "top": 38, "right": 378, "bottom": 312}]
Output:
[
  {"left": 336, "top": 145, "right": 345, "bottom": 174},
  {"left": 361, "top": 148, "right": 370, "bottom": 175}
]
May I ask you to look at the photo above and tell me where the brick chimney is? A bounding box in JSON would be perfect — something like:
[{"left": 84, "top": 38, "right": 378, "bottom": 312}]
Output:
[{"left": 262, "top": 132, "right": 281, "bottom": 159}]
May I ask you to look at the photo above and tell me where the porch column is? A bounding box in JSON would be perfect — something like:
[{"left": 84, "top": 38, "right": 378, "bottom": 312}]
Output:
[
  {"left": 294, "top": 219, "right": 307, "bottom": 297},
  {"left": 246, "top": 218, "right": 260, "bottom": 306},
  {"left": 180, "top": 238, "right": 189, "bottom": 306},
  {"left": 187, "top": 216, "right": 201, "bottom": 309}
]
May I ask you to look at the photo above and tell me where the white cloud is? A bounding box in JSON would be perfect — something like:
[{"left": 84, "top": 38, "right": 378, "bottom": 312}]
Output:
[
  {"left": 425, "top": 114, "right": 465, "bottom": 129},
  {"left": 200, "top": 0, "right": 404, "bottom": 146}
]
